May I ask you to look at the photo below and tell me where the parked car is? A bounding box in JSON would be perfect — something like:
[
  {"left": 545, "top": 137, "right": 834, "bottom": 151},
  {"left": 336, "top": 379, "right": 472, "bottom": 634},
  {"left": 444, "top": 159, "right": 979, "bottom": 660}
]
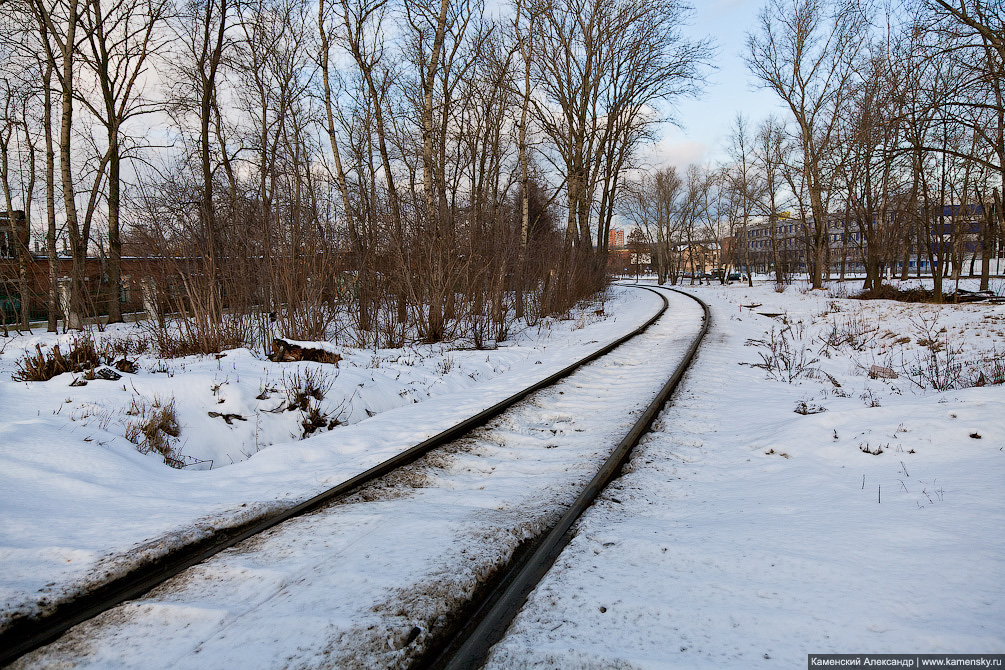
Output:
[
  {"left": 710, "top": 268, "right": 726, "bottom": 281},
  {"left": 727, "top": 271, "right": 748, "bottom": 282}
]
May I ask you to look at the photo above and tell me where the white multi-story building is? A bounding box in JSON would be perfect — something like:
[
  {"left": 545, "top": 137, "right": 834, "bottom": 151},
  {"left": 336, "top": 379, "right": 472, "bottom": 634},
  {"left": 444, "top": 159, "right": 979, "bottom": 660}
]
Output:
[{"left": 733, "top": 206, "right": 1004, "bottom": 278}]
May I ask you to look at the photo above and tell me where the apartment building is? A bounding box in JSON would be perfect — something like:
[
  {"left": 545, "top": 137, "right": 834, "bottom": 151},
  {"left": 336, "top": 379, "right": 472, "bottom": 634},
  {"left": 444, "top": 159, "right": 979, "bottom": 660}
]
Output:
[{"left": 733, "top": 206, "right": 1003, "bottom": 278}]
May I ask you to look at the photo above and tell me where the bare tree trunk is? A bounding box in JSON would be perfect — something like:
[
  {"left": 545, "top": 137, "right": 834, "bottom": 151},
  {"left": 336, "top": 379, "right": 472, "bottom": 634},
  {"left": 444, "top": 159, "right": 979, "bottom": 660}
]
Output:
[
  {"left": 43, "top": 61, "right": 58, "bottom": 332},
  {"left": 107, "top": 130, "right": 122, "bottom": 322},
  {"left": 198, "top": 0, "right": 228, "bottom": 324},
  {"left": 19, "top": 112, "right": 36, "bottom": 330},
  {"left": 78, "top": 0, "right": 166, "bottom": 323},
  {"left": 28, "top": 0, "right": 87, "bottom": 327},
  {"left": 418, "top": 0, "right": 450, "bottom": 341},
  {"left": 513, "top": 0, "right": 537, "bottom": 320},
  {"left": 55, "top": 0, "right": 86, "bottom": 328},
  {"left": 0, "top": 80, "right": 31, "bottom": 330}
]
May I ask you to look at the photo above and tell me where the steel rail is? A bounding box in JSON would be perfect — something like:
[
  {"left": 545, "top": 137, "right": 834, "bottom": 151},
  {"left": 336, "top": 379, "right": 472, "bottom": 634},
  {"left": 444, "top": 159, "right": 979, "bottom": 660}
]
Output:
[
  {"left": 423, "top": 287, "right": 710, "bottom": 670},
  {"left": 0, "top": 287, "right": 670, "bottom": 668}
]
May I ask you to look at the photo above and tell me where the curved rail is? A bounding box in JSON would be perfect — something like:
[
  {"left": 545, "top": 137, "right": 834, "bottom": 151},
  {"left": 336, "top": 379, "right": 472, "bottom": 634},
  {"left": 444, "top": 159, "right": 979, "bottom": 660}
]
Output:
[
  {"left": 423, "top": 286, "right": 710, "bottom": 670},
  {"left": 0, "top": 287, "right": 671, "bottom": 668}
]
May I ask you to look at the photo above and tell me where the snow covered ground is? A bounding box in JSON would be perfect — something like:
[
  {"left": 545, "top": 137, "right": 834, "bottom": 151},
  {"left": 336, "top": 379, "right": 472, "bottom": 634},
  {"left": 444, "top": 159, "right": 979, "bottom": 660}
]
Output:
[
  {"left": 487, "top": 278, "right": 1005, "bottom": 667},
  {"left": 2, "top": 278, "right": 1003, "bottom": 667},
  {"left": 7, "top": 288, "right": 705, "bottom": 670},
  {"left": 0, "top": 287, "right": 656, "bottom": 628}
]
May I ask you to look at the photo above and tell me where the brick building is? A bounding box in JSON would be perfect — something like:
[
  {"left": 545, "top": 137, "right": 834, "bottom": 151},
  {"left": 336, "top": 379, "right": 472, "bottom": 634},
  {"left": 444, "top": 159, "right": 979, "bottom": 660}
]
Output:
[{"left": 608, "top": 228, "right": 625, "bottom": 249}]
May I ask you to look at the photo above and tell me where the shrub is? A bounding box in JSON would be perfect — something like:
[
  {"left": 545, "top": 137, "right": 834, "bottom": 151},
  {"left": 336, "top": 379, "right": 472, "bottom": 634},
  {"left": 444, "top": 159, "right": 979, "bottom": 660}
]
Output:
[
  {"left": 744, "top": 320, "right": 821, "bottom": 383},
  {"left": 125, "top": 397, "right": 184, "bottom": 468},
  {"left": 816, "top": 313, "right": 880, "bottom": 355},
  {"left": 13, "top": 336, "right": 140, "bottom": 382},
  {"left": 13, "top": 338, "right": 102, "bottom": 382},
  {"left": 280, "top": 367, "right": 346, "bottom": 438},
  {"left": 855, "top": 285, "right": 937, "bottom": 303},
  {"left": 283, "top": 367, "right": 337, "bottom": 411},
  {"left": 149, "top": 320, "right": 247, "bottom": 358},
  {"left": 896, "top": 315, "right": 1005, "bottom": 390}
]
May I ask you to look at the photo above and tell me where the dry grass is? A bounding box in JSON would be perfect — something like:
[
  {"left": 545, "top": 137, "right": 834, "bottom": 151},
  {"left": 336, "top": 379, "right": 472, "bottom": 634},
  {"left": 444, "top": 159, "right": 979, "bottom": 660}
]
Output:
[
  {"left": 12, "top": 336, "right": 141, "bottom": 382},
  {"left": 124, "top": 397, "right": 184, "bottom": 468},
  {"left": 279, "top": 367, "right": 346, "bottom": 438},
  {"left": 151, "top": 325, "right": 246, "bottom": 359},
  {"left": 13, "top": 339, "right": 103, "bottom": 382},
  {"left": 744, "top": 320, "right": 822, "bottom": 383}
]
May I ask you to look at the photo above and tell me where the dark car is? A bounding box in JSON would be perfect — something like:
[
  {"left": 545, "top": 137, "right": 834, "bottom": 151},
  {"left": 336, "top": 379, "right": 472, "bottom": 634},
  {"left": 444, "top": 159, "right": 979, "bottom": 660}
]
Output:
[{"left": 727, "top": 271, "right": 748, "bottom": 282}]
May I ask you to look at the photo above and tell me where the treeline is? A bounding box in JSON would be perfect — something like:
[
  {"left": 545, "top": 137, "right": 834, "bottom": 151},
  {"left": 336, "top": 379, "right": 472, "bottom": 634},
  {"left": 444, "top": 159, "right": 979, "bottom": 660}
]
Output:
[
  {"left": 0, "top": 0, "right": 710, "bottom": 347},
  {"left": 623, "top": 0, "right": 1003, "bottom": 300}
]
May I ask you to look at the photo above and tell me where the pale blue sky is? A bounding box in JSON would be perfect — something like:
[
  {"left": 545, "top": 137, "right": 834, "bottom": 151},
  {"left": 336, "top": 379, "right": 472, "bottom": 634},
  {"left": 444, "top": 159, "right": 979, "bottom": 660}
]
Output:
[{"left": 643, "top": 0, "right": 788, "bottom": 170}]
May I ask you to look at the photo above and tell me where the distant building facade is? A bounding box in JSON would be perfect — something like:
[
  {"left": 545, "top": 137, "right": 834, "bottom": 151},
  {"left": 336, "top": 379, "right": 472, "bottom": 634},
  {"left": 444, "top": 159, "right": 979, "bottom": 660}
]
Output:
[
  {"left": 733, "top": 205, "right": 1004, "bottom": 278},
  {"left": 0, "top": 210, "right": 27, "bottom": 259},
  {"left": 676, "top": 241, "right": 721, "bottom": 275}
]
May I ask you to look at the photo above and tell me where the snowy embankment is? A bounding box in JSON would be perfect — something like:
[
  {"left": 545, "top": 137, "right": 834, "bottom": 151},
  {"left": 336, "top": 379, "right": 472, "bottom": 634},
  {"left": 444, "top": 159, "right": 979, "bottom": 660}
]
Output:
[
  {"left": 0, "top": 286, "right": 659, "bottom": 627},
  {"left": 7, "top": 289, "right": 704, "bottom": 670},
  {"left": 486, "top": 278, "right": 1005, "bottom": 667},
  {"left": 2, "top": 278, "right": 1003, "bottom": 666}
]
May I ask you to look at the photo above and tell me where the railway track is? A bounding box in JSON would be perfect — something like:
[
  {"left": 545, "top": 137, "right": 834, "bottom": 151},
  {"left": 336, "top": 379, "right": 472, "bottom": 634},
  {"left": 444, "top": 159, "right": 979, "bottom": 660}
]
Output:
[{"left": 3, "top": 285, "right": 708, "bottom": 669}]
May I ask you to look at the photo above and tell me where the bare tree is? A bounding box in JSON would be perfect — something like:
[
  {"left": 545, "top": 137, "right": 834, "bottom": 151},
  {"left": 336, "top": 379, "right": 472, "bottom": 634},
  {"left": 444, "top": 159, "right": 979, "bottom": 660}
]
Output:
[
  {"left": 169, "top": 0, "right": 232, "bottom": 326},
  {"left": 77, "top": 0, "right": 169, "bottom": 322},
  {"left": 926, "top": 0, "right": 1004, "bottom": 287},
  {"left": 755, "top": 116, "right": 796, "bottom": 283},
  {"left": 27, "top": 0, "right": 91, "bottom": 327},
  {"left": 1, "top": 0, "right": 708, "bottom": 344},
  {"left": 510, "top": 0, "right": 542, "bottom": 318},
  {"left": 2, "top": 1, "right": 65, "bottom": 330},
  {"left": 836, "top": 37, "right": 911, "bottom": 291},
  {"left": 621, "top": 166, "right": 683, "bottom": 284},
  {"left": 746, "top": 0, "right": 865, "bottom": 288},
  {"left": 681, "top": 163, "right": 721, "bottom": 282},
  {"left": 234, "top": 0, "right": 316, "bottom": 319},
  {"left": 400, "top": 0, "right": 485, "bottom": 341},
  {"left": 531, "top": 0, "right": 709, "bottom": 291},
  {"left": 319, "top": 0, "right": 404, "bottom": 338},
  {"left": 722, "top": 114, "right": 763, "bottom": 285}
]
